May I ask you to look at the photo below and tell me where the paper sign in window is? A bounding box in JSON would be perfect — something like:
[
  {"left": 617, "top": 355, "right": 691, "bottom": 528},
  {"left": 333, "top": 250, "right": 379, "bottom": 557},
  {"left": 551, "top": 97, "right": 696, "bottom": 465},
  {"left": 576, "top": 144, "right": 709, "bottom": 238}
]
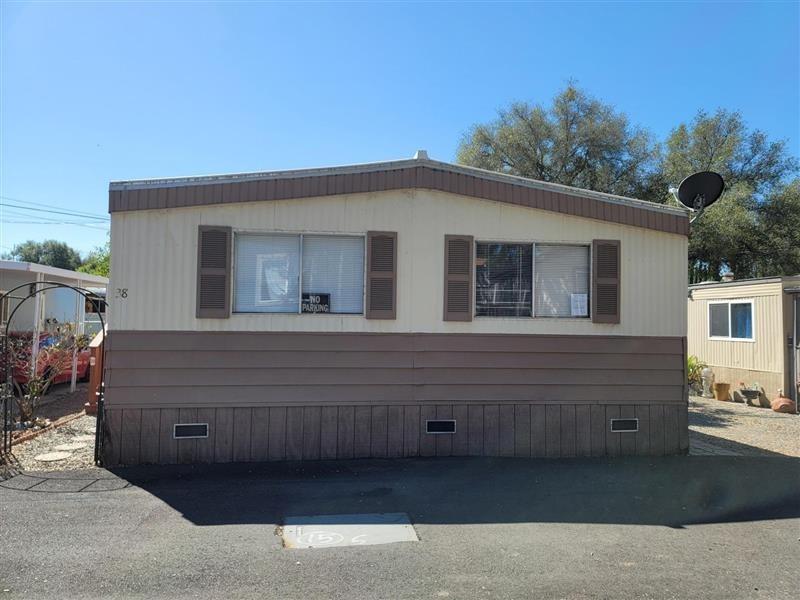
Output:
[{"left": 570, "top": 293, "right": 588, "bottom": 317}]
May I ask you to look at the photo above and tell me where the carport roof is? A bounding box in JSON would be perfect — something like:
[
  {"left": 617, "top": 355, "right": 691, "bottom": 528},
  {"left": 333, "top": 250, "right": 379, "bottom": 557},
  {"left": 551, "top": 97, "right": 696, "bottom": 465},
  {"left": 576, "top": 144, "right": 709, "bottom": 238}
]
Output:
[{"left": 0, "top": 260, "right": 108, "bottom": 286}]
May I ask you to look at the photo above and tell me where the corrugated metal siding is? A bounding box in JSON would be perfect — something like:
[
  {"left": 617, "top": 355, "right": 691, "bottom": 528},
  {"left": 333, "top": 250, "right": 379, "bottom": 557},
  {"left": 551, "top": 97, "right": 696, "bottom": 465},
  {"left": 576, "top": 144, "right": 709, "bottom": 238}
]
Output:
[
  {"left": 109, "top": 189, "right": 687, "bottom": 337},
  {"left": 687, "top": 282, "right": 784, "bottom": 375}
]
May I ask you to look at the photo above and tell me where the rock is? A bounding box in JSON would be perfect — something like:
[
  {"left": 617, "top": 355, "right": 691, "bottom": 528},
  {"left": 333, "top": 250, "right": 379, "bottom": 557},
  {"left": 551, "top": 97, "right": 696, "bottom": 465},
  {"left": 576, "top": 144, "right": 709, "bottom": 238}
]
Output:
[
  {"left": 33, "top": 451, "right": 72, "bottom": 462},
  {"left": 771, "top": 396, "right": 796, "bottom": 414}
]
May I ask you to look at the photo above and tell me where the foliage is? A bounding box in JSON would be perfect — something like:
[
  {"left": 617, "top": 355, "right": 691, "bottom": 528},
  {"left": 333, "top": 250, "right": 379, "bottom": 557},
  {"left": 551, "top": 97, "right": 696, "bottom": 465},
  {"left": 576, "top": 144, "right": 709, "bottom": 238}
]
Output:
[
  {"left": 458, "top": 86, "right": 800, "bottom": 281},
  {"left": 3, "top": 240, "right": 83, "bottom": 271},
  {"left": 456, "top": 83, "right": 662, "bottom": 200},
  {"left": 78, "top": 240, "right": 110, "bottom": 277},
  {"left": 5, "top": 324, "right": 81, "bottom": 422},
  {"left": 687, "top": 355, "right": 707, "bottom": 386},
  {"left": 660, "top": 110, "right": 799, "bottom": 281}
]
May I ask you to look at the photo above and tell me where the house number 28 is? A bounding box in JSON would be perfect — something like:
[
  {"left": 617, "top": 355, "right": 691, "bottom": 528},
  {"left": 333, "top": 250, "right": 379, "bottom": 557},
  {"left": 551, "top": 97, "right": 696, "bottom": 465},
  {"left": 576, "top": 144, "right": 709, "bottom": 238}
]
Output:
[{"left": 116, "top": 288, "right": 128, "bottom": 299}]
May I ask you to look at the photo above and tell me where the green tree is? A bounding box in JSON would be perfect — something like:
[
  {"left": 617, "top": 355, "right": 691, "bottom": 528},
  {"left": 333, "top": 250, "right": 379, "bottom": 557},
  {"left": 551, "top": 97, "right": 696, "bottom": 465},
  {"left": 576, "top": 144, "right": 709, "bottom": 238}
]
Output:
[
  {"left": 752, "top": 179, "right": 800, "bottom": 277},
  {"left": 4, "top": 239, "right": 83, "bottom": 271},
  {"left": 78, "top": 240, "right": 110, "bottom": 277},
  {"left": 661, "top": 110, "right": 798, "bottom": 281},
  {"left": 456, "top": 83, "right": 661, "bottom": 200}
]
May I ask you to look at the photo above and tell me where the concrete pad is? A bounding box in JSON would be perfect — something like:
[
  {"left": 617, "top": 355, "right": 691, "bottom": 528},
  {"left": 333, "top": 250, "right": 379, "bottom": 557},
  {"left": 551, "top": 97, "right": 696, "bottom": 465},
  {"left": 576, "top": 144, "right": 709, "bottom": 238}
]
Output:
[
  {"left": 54, "top": 442, "right": 88, "bottom": 451},
  {"left": 72, "top": 435, "right": 96, "bottom": 442},
  {"left": 282, "top": 512, "right": 418, "bottom": 549},
  {"left": 33, "top": 451, "right": 72, "bottom": 462}
]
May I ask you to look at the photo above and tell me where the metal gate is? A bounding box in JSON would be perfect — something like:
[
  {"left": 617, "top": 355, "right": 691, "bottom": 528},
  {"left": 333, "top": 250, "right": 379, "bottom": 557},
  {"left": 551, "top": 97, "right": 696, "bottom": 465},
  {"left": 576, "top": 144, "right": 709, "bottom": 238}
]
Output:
[{"left": 0, "top": 282, "right": 107, "bottom": 465}]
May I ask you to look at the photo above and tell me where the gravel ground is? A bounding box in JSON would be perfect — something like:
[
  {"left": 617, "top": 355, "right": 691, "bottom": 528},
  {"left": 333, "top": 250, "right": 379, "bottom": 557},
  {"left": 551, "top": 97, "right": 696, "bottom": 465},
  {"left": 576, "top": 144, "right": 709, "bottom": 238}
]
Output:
[
  {"left": 10, "top": 415, "right": 97, "bottom": 471},
  {"left": 689, "top": 394, "right": 800, "bottom": 457}
]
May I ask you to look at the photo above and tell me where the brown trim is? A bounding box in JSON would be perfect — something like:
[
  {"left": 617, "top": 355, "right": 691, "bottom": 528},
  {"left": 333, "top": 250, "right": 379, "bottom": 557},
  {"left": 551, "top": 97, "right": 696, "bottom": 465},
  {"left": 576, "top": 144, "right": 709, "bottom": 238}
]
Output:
[
  {"left": 365, "top": 231, "right": 397, "bottom": 319},
  {"left": 196, "top": 225, "right": 232, "bottom": 318},
  {"left": 443, "top": 234, "right": 473, "bottom": 322},
  {"left": 110, "top": 164, "right": 689, "bottom": 236}
]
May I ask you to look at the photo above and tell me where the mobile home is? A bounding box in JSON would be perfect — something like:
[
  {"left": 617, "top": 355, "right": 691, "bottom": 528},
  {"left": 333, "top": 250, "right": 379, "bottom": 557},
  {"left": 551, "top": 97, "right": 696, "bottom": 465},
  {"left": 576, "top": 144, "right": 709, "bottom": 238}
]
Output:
[
  {"left": 103, "top": 152, "right": 689, "bottom": 466},
  {"left": 688, "top": 276, "right": 800, "bottom": 403}
]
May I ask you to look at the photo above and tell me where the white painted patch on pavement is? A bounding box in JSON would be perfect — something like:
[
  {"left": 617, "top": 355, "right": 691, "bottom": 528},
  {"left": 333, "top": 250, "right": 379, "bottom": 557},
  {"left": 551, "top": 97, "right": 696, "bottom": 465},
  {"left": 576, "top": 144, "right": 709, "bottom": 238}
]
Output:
[{"left": 282, "top": 512, "right": 418, "bottom": 549}]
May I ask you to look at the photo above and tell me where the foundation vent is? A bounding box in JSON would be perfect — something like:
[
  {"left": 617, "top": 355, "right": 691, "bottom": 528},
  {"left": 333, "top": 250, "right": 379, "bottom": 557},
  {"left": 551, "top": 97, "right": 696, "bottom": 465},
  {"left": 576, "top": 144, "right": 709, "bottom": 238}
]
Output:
[
  {"left": 426, "top": 420, "right": 456, "bottom": 434},
  {"left": 173, "top": 423, "right": 209, "bottom": 439},
  {"left": 610, "top": 418, "right": 638, "bottom": 433}
]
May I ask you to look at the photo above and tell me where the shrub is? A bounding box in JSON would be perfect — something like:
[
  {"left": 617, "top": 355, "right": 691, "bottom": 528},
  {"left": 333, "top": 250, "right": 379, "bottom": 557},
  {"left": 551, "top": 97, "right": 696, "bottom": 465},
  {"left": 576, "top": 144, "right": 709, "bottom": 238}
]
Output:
[{"left": 687, "top": 355, "right": 707, "bottom": 386}]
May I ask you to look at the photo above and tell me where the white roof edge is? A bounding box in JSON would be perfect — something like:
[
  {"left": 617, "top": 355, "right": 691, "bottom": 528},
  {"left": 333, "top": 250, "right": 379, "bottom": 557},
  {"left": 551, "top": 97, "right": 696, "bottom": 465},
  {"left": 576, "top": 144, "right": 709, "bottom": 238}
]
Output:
[
  {"left": 689, "top": 275, "right": 800, "bottom": 290},
  {"left": 109, "top": 156, "right": 688, "bottom": 217},
  {"left": 0, "top": 260, "right": 109, "bottom": 285}
]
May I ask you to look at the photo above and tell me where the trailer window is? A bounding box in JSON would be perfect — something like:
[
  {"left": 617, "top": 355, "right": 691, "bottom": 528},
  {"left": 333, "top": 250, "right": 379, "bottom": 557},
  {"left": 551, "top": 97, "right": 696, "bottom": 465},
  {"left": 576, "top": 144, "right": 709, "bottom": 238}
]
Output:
[
  {"left": 709, "top": 300, "right": 754, "bottom": 341},
  {"left": 234, "top": 233, "right": 364, "bottom": 314},
  {"left": 534, "top": 244, "right": 590, "bottom": 318},
  {"left": 475, "top": 243, "right": 533, "bottom": 317}
]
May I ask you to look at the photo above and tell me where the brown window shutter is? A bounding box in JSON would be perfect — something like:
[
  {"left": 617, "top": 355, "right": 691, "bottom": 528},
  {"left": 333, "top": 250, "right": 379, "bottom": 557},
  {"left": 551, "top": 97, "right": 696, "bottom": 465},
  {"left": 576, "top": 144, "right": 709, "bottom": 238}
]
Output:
[
  {"left": 444, "top": 235, "right": 473, "bottom": 322},
  {"left": 592, "top": 239, "right": 620, "bottom": 324},
  {"left": 196, "top": 225, "right": 232, "bottom": 318},
  {"left": 366, "top": 231, "right": 397, "bottom": 319}
]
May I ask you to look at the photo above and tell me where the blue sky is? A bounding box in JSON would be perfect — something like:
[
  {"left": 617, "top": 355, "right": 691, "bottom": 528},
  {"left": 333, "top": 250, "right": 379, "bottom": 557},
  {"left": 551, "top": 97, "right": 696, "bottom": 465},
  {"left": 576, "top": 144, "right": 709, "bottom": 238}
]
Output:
[{"left": 1, "top": 1, "right": 798, "bottom": 254}]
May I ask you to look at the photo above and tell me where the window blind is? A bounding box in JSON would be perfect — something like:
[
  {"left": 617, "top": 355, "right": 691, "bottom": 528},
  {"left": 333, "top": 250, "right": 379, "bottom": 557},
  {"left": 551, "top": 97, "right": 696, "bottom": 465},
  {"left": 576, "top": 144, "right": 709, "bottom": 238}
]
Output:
[
  {"left": 534, "top": 244, "right": 590, "bottom": 318},
  {"left": 302, "top": 235, "right": 364, "bottom": 314},
  {"left": 234, "top": 234, "right": 300, "bottom": 313},
  {"left": 475, "top": 243, "right": 532, "bottom": 317}
]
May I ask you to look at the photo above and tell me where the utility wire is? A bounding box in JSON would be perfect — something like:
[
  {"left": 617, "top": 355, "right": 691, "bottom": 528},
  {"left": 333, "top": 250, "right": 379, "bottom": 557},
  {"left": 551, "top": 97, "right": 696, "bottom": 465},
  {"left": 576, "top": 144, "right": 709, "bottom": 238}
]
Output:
[
  {"left": 0, "top": 202, "right": 109, "bottom": 221},
  {"left": 0, "top": 194, "right": 109, "bottom": 220}
]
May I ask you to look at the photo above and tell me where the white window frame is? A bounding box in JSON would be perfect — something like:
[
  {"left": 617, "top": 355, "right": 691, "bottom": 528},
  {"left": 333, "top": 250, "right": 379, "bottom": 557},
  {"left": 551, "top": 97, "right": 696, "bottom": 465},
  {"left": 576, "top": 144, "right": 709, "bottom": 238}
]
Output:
[
  {"left": 473, "top": 240, "right": 591, "bottom": 319},
  {"left": 232, "top": 230, "right": 367, "bottom": 316},
  {"left": 707, "top": 299, "right": 755, "bottom": 342}
]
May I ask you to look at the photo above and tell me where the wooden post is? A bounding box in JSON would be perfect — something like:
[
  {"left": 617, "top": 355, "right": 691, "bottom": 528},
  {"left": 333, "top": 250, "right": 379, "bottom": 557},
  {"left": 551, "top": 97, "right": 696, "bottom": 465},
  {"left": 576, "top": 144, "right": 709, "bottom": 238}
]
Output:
[{"left": 85, "top": 329, "right": 104, "bottom": 415}]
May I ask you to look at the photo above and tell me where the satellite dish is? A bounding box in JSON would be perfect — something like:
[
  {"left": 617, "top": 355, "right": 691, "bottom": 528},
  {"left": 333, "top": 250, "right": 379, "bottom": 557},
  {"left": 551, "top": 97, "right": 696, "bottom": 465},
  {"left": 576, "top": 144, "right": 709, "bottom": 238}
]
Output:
[{"left": 673, "top": 171, "right": 724, "bottom": 223}]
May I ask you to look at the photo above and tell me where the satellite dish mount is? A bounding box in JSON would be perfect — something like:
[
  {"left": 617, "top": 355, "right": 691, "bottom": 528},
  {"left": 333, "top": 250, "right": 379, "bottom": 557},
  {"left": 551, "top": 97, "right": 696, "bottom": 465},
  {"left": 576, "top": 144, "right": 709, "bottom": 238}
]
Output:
[{"left": 670, "top": 171, "right": 725, "bottom": 224}]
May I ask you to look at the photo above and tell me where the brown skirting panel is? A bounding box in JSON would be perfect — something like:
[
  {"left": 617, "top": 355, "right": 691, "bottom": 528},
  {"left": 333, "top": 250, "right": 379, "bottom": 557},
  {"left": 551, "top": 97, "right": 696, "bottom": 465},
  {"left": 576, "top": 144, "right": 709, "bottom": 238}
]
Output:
[
  {"left": 102, "top": 402, "right": 689, "bottom": 466},
  {"left": 105, "top": 331, "right": 687, "bottom": 409}
]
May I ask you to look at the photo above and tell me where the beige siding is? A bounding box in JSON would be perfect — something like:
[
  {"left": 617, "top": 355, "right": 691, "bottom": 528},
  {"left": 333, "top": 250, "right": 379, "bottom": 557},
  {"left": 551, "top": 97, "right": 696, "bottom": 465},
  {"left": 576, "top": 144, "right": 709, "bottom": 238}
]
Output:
[
  {"left": 109, "top": 189, "right": 687, "bottom": 337},
  {"left": 687, "top": 282, "right": 784, "bottom": 376}
]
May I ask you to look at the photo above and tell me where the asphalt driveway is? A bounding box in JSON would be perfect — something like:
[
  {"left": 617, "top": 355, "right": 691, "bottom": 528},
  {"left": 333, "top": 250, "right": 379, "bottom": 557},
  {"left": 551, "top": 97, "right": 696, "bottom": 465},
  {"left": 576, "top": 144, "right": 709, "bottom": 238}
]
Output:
[{"left": 1, "top": 456, "right": 798, "bottom": 599}]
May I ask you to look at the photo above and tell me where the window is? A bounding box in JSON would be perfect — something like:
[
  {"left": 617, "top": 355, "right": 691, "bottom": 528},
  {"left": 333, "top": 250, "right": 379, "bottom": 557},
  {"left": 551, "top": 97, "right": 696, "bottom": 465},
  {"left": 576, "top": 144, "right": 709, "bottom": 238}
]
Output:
[
  {"left": 475, "top": 242, "right": 590, "bottom": 318},
  {"left": 475, "top": 243, "right": 532, "bottom": 317},
  {"left": 708, "top": 300, "right": 754, "bottom": 340},
  {"left": 234, "top": 233, "right": 364, "bottom": 314},
  {"left": 301, "top": 235, "right": 364, "bottom": 314},
  {"left": 534, "top": 244, "right": 590, "bottom": 318}
]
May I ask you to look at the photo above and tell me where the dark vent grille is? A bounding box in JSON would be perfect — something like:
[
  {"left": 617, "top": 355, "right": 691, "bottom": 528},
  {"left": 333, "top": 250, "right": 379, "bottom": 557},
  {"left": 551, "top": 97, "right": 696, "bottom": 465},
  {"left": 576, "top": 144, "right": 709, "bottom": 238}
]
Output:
[
  {"left": 595, "top": 283, "right": 618, "bottom": 315},
  {"left": 199, "top": 274, "right": 227, "bottom": 309},
  {"left": 426, "top": 420, "right": 456, "bottom": 434},
  {"left": 200, "top": 229, "right": 229, "bottom": 269},
  {"left": 370, "top": 236, "right": 395, "bottom": 272},
  {"left": 596, "top": 244, "right": 619, "bottom": 279},
  {"left": 610, "top": 418, "right": 638, "bottom": 433},
  {"left": 447, "top": 281, "right": 469, "bottom": 312},
  {"left": 369, "top": 278, "right": 394, "bottom": 312},
  {"left": 447, "top": 239, "right": 471, "bottom": 275},
  {"left": 174, "top": 423, "right": 209, "bottom": 439}
]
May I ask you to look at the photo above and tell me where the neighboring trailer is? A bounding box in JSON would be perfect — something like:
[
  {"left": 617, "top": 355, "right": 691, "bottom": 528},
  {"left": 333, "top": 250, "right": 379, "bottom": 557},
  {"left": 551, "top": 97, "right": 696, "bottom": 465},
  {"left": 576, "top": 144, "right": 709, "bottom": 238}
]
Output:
[
  {"left": 688, "top": 276, "right": 800, "bottom": 401},
  {"left": 103, "top": 154, "right": 689, "bottom": 466}
]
